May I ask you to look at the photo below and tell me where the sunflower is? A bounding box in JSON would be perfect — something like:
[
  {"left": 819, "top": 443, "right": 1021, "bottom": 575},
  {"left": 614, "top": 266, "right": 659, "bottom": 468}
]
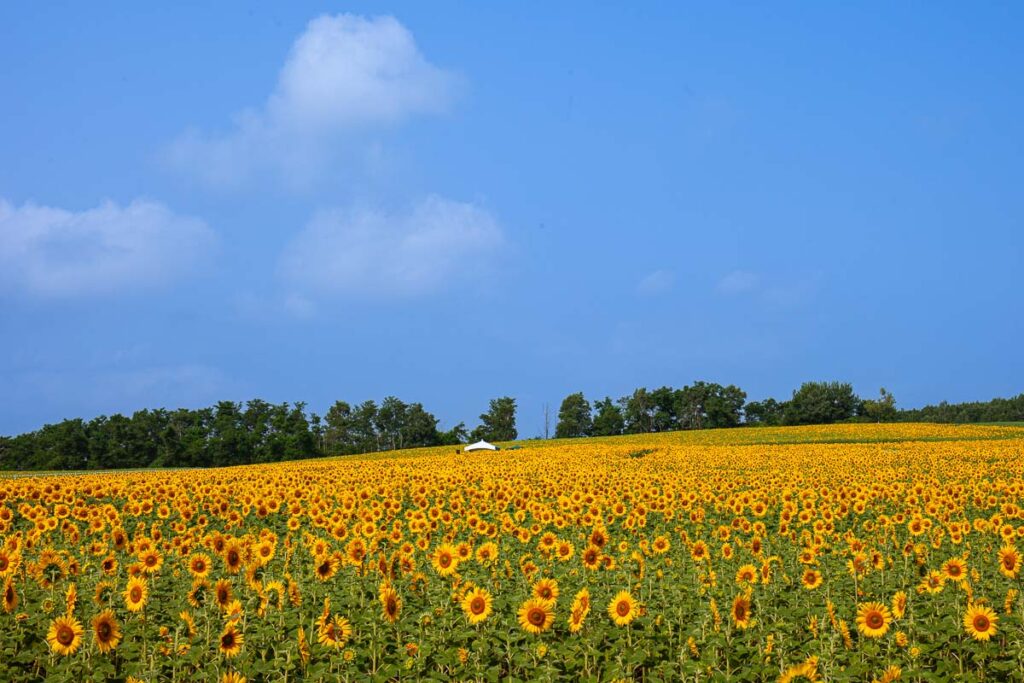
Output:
[
  {"left": 963, "top": 603, "right": 998, "bottom": 641},
  {"left": 313, "top": 553, "right": 339, "bottom": 582},
  {"left": 778, "top": 656, "right": 820, "bottom": 682},
  {"left": 47, "top": 615, "right": 84, "bottom": 656},
  {"left": 223, "top": 542, "right": 244, "bottom": 575},
  {"left": 187, "top": 579, "right": 208, "bottom": 608},
  {"left": 219, "top": 621, "right": 244, "bottom": 658},
  {"left": 379, "top": 583, "right": 401, "bottom": 623},
  {"left": 691, "top": 540, "right": 709, "bottom": 562},
  {"left": 221, "top": 673, "right": 246, "bottom": 683},
  {"left": 92, "top": 609, "right": 122, "bottom": 654},
  {"left": 855, "top": 602, "right": 892, "bottom": 638},
  {"left": 139, "top": 549, "right": 163, "bottom": 574},
  {"left": 998, "top": 545, "right": 1021, "bottom": 578},
  {"left": 891, "top": 591, "right": 907, "bottom": 619},
  {"left": 942, "top": 557, "right": 967, "bottom": 583},
  {"left": 214, "top": 579, "right": 233, "bottom": 610},
  {"left": 2, "top": 576, "right": 17, "bottom": 613},
  {"left": 187, "top": 553, "right": 211, "bottom": 579},
  {"left": 475, "top": 542, "right": 498, "bottom": 565},
  {"left": 124, "top": 576, "right": 148, "bottom": 612},
  {"left": 317, "top": 614, "right": 353, "bottom": 649},
  {"left": 581, "top": 545, "right": 601, "bottom": 570},
  {"left": 735, "top": 564, "right": 758, "bottom": 586},
  {"left": 461, "top": 587, "right": 493, "bottom": 624},
  {"left": 731, "top": 592, "right": 753, "bottom": 629},
  {"left": 607, "top": 590, "right": 638, "bottom": 626},
  {"left": 431, "top": 543, "right": 459, "bottom": 577},
  {"left": 517, "top": 598, "right": 554, "bottom": 634},
  {"left": 532, "top": 578, "right": 559, "bottom": 603},
  {"left": 801, "top": 569, "right": 823, "bottom": 590}
]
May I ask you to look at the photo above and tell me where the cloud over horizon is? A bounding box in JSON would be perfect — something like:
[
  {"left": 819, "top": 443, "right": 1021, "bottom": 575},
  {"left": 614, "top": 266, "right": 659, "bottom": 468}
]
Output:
[
  {"left": 278, "top": 195, "right": 503, "bottom": 303},
  {"left": 0, "top": 198, "right": 216, "bottom": 297},
  {"left": 166, "top": 14, "right": 457, "bottom": 188}
]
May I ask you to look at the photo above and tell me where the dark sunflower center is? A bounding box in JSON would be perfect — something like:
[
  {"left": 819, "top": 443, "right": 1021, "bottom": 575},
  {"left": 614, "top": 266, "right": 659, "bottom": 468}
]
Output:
[
  {"left": 529, "top": 608, "right": 546, "bottom": 626},
  {"left": 616, "top": 601, "right": 630, "bottom": 617},
  {"left": 867, "top": 613, "right": 883, "bottom": 628},
  {"left": 130, "top": 588, "right": 142, "bottom": 602},
  {"left": 735, "top": 605, "right": 746, "bottom": 620},
  {"left": 222, "top": 632, "right": 235, "bottom": 647},
  {"left": 57, "top": 625, "right": 74, "bottom": 645},
  {"left": 98, "top": 622, "right": 111, "bottom": 639},
  {"left": 471, "top": 597, "right": 485, "bottom": 613},
  {"left": 974, "top": 615, "right": 990, "bottom": 631}
]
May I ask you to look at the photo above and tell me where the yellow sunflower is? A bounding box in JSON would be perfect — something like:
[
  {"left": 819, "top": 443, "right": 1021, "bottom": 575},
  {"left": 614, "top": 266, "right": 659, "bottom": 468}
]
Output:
[
  {"left": 461, "top": 587, "right": 493, "bottom": 625},
  {"left": 963, "top": 603, "right": 998, "bottom": 641},
  {"left": 855, "top": 602, "right": 892, "bottom": 638},
  {"left": 47, "top": 615, "right": 84, "bottom": 656},
  {"left": 124, "top": 576, "right": 148, "bottom": 612},
  {"left": 532, "top": 578, "right": 559, "bottom": 603},
  {"left": 92, "top": 609, "right": 122, "bottom": 654},
  {"left": 608, "top": 590, "right": 639, "bottom": 626},
  {"left": 801, "top": 569, "right": 823, "bottom": 590},
  {"left": 379, "top": 583, "right": 401, "bottom": 624},
  {"left": 517, "top": 598, "right": 554, "bottom": 634},
  {"left": 731, "top": 592, "right": 753, "bottom": 630},
  {"left": 219, "top": 621, "right": 244, "bottom": 658}
]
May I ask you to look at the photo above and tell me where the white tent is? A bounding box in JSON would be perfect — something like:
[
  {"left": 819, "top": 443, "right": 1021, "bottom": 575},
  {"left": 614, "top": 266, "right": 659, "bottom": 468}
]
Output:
[{"left": 464, "top": 440, "right": 498, "bottom": 452}]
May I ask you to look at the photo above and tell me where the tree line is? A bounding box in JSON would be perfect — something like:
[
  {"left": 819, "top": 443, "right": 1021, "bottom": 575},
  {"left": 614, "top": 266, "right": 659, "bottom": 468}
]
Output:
[
  {"left": 1, "top": 382, "right": 1021, "bottom": 470},
  {"left": 0, "top": 396, "right": 518, "bottom": 471}
]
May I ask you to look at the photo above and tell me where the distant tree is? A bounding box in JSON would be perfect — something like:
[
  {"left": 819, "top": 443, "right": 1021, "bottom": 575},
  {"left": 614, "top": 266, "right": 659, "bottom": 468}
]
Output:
[
  {"left": 650, "top": 386, "right": 679, "bottom": 432},
  {"left": 376, "top": 396, "right": 409, "bottom": 451},
  {"left": 555, "top": 392, "right": 593, "bottom": 438},
  {"left": 744, "top": 398, "right": 785, "bottom": 426},
  {"left": 439, "top": 422, "right": 469, "bottom": 445},
  {"left": 784, "top": 382, "right": 859, "bottom": 425},
  {"left": 352, "top": 400, "right": 380, "bottom": 452},
  {"left": 592, "top": 397, "right": 625, "bottom": 436},
  {"left": 471, "top": 397, "right": 517, "bottom": 442},
  {"left": 674, "top": 382, "right": 746, "bottom": 430},
  {"left": 621, "top": 388, "right": 655, "bottom": 434},
  {"left": 861, "top": 388, "right": 897, "bottom": 422},
  {"left": 402, "top": 403, "right": 441, "bottom": 448}
]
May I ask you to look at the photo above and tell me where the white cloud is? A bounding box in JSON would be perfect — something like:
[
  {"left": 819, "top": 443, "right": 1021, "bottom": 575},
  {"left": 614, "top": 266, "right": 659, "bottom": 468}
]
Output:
[
  {"left": 166, "top": 14, "right": 456, "bottom": 188},
  {"left": 0, "top": 198, "right": 215, "bottom": 297},
  {"left": 636, "top": 269, "right": 675, "bottom": 296},
  {"left": 717, "top": 270, "right": 760, "bottom": 295},
  {"left": 279, "top": 195, "right": 502, "bottom": 300}
]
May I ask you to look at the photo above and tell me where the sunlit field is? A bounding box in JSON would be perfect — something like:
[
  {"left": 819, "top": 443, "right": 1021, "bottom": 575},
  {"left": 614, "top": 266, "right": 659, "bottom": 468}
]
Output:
[{"left": 4, "top": 424, "right": 1024, "bottom": 682}]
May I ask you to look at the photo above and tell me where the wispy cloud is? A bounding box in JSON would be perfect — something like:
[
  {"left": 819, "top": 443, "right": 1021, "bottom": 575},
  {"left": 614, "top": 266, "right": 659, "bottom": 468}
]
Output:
[
  {"left": 165, "top": 14, "right": 457, "bottom": 188},
  {"left": 0, "top": 198, "right": 215, "bottom": 297},
  {"left": 279, "top": 195, "right": 503, "bottom": 302},
  {"left": 636, "top": 269, "right": 675, "bottom": 296},
  {"left": 717, "top": 270, "right": 760, "bottom": 295}
]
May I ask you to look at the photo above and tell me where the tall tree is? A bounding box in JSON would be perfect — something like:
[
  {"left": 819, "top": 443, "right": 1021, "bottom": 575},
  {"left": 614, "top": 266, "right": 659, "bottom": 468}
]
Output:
[
  {"left": 555, "top": 392, "right": 593, "bottom": 438},
  {"left": 861, "top": 388, "right": 897, "bottom": 422},
  {"left": 471, "top": 397, "right": 517, "bottom": 442},
  {"left": 744, "top": 398, "right": 785, "bottom": 426},
  {"left": 592, "top": 397, "right": 624, "bottom": 436},
  {"left": 621, "top": 388, "right": 655, "bottom": 434},
  {"left": 784, "top": 382, "right": 859, "bottom": 425}
]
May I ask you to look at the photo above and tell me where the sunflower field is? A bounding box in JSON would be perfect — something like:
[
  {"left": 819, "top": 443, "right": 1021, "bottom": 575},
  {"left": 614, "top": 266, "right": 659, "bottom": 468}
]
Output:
[{"left": 3, "top": 423, "right": 1024, "bottom": 682}]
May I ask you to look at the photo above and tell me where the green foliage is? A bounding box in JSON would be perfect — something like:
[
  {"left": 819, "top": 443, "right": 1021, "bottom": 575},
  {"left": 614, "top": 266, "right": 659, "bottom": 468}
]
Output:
[
  {"left": 471, "top": 397, "right": 518, "bottom": 442},
  {"left": 555, "top": 392, "right": 592, "bottom": 438},
  {"left": 783, "top": 381, "right": 859, "bottom": 425}
]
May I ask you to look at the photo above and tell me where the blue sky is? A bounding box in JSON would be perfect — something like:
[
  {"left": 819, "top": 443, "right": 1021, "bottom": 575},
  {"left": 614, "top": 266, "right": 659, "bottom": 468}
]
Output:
[{"left": 2, "top": 2, "right": 1022, "bottom": 436}]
